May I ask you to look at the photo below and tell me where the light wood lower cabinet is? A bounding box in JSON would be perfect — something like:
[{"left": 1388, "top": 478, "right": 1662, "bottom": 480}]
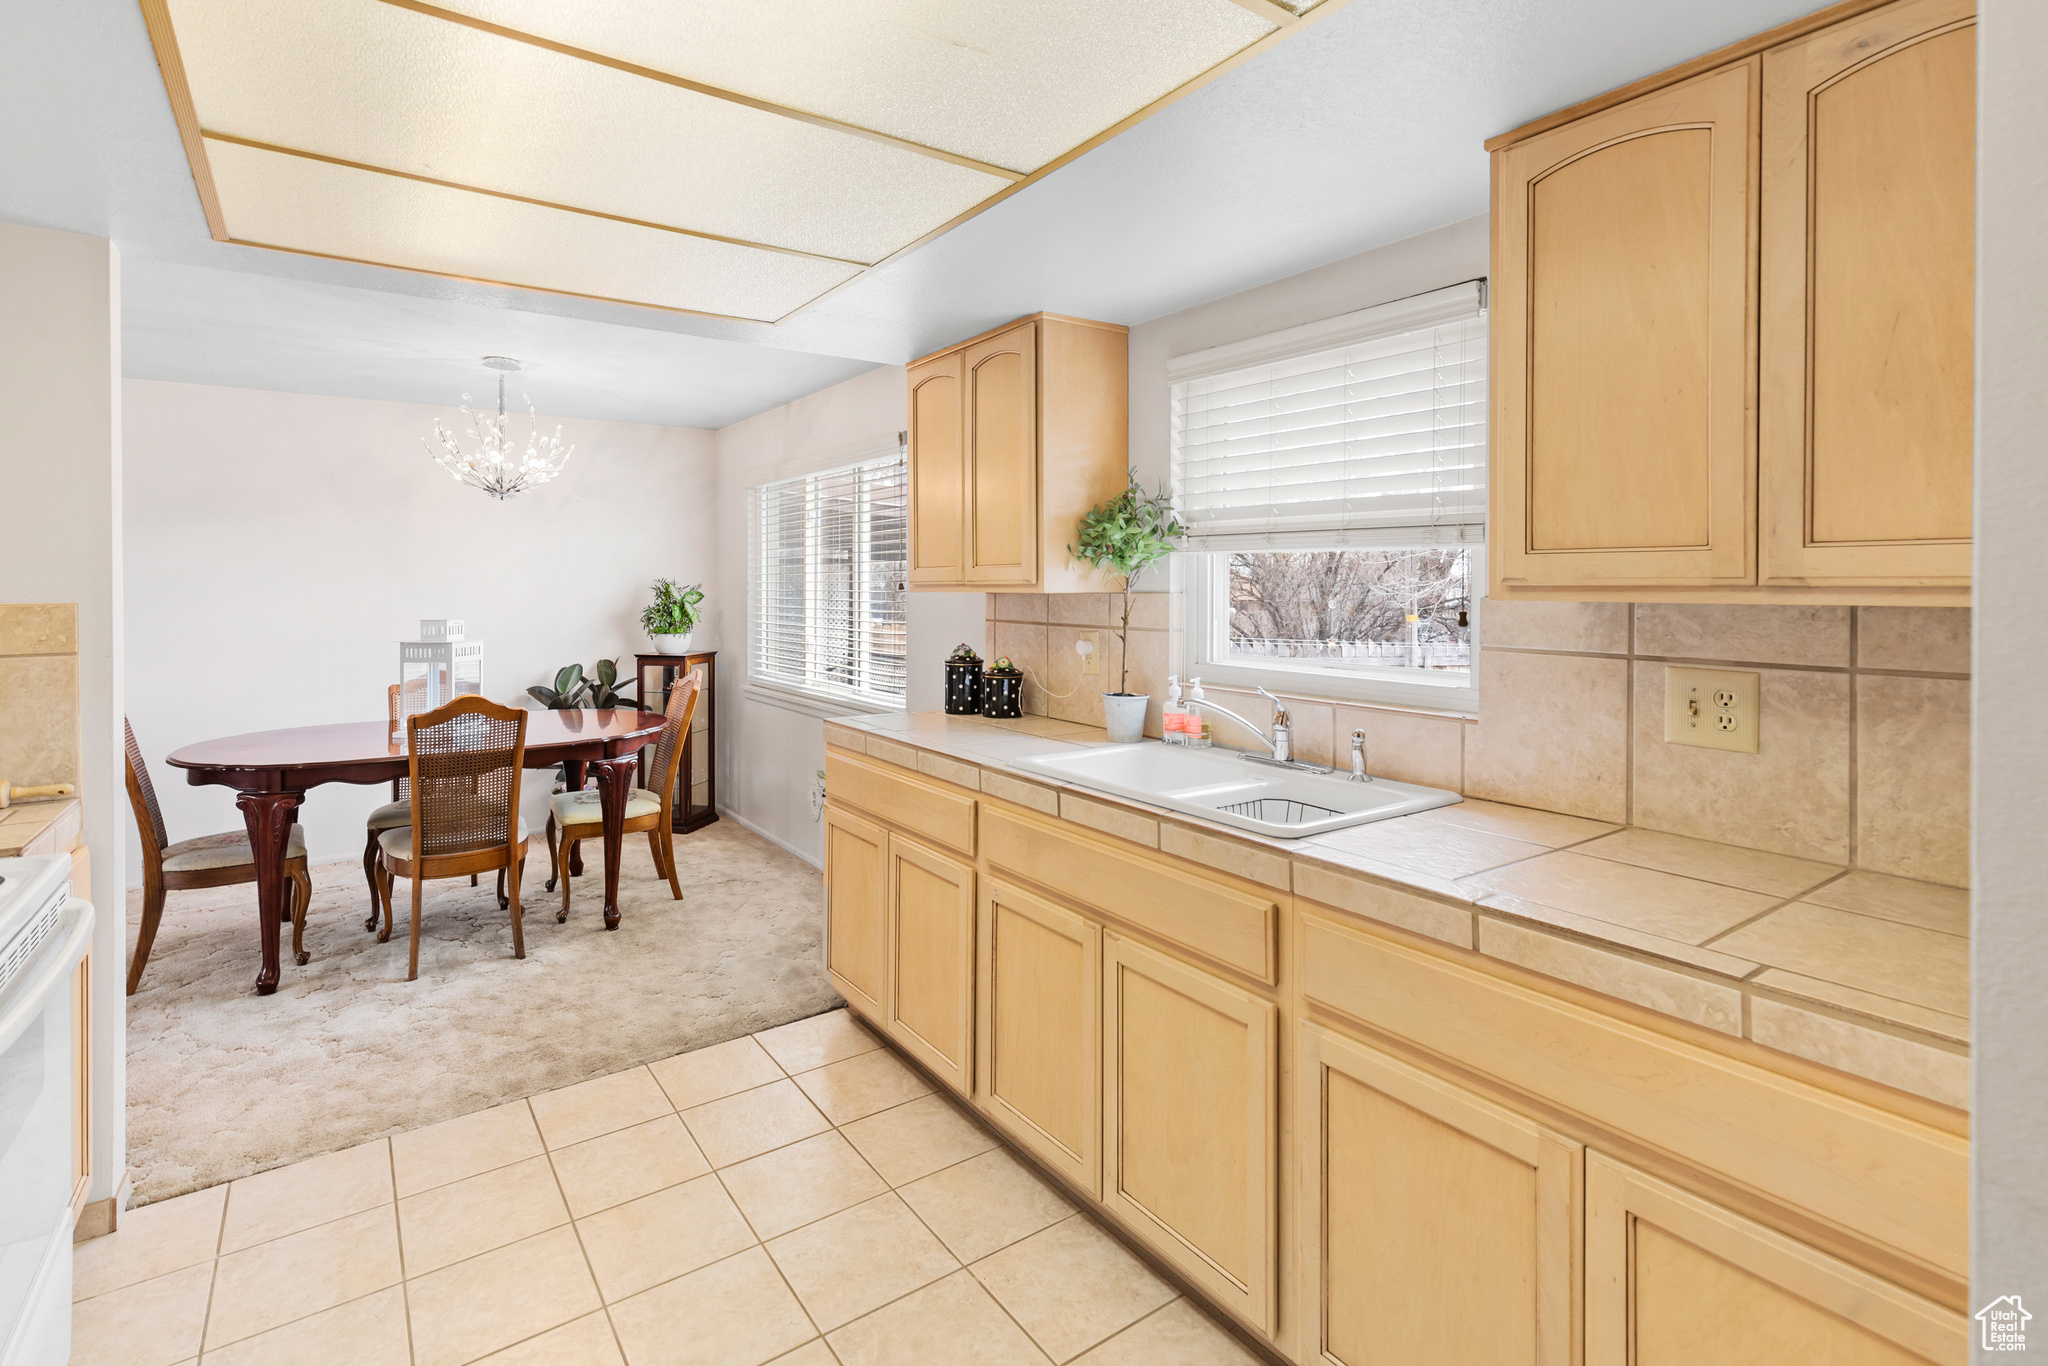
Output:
[
  {"left": 885, "top": 835, "right": 976, "bottom": 1095},
  {"left": 1103, "top": 931, "right": 1277, "bottom": 1336},
  {"left": 977, "top": 878, "right": 1101, "bottom": 1196},
  {"left": 1298, "top": 1023, "right": 1582, "bottom": 1366},
  {"left": 1586, "top": 1154, "right": 1964, "bottom": 1365},
  {"left": 823, "top": 806, "right": 888, "bottom": 1015}
]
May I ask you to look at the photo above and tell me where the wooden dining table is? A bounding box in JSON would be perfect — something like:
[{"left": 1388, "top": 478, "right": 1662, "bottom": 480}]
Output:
[{"left": 167, "top": 708, "right": 671, "bottom": 995}]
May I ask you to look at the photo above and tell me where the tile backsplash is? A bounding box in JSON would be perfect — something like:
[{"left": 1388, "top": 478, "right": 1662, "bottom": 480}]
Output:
[
  {"left": 985, "top": 593, "right": 1970, "bottom": 889},
  {"left": 0, "top": 603, "right": 81, "bottom": 790}
]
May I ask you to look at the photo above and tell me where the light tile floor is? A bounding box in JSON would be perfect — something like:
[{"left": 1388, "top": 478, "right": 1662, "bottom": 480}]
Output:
[{"left": 73, "top": 1009, "right": 1262, "bottom": 1366}]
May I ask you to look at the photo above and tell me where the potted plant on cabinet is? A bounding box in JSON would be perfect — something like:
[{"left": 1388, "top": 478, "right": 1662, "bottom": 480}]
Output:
[
  {"left": 1069, "top": 471, "right": 1183, "bottom": 744},
  {"left": 641, "top": 579, "right": 704, "bottom": 655}
]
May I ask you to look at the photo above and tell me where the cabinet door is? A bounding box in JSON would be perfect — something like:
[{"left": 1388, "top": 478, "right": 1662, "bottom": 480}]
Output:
[
  {"left": 963, "top": 321, "right": 1039, "bottom": 585},
  {"left": 908, "top": 352, "right": 966, "bottom": 585},
  {"left": 887, "top": 834, "right": 976, "bottom": 1095},
  {"left": 977, "top": 878, "right": 1101, "bottom": 1196},
  {"left": 1759, "top": 0, "right": 1974, "bottom": 588},
  {"left": 1103, "top": 932, "right": 1276, "bottom": 1334},
  {"left": 1298, "top": 1023, "right": 1581, "bottom": 1366},
  {"left": 1493, "top": 61, "right": 1757, "bottom": 590},
  {"left": 1585, "top": 1153, "right": 1964, "bottom": 1366},
  {"left": 823, "top": 806, "right": 888, "bottom": 1015}
]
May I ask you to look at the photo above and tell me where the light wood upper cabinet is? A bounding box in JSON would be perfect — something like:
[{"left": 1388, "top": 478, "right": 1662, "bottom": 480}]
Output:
[
  {"left": 1298, "top": 1024, "right": 1582, "bottom": 1366},
  {"left": 1103, "top": 931, "right": 1277, "bottom": 1335},
  {"left": 1494, "top": 60, "right": 1758, "bottom": 591},
  {"left": 908, "top": 354, "right": 965, "bottom": 585},
  {"left": 977, "top": 877, "right": 1101, "bottom": 1196},
  {"left": 886, "top": 833, "right": 976, "bottom": 1096},
  {"left": 1759, "top": 0, "right": 1975, "bottom": 588},
  {"left": 823, "top": 806, "right": 888, "bottom": 1016},
  {"left": 906, "top": 313, "right": 1128, "bottom": 593},
  {"left": 1585, "top": 1154, "right": 1964, "bottom": 1365},
  {"left": 1490, "top": 0, "right": 1974, "bottom": 604}
]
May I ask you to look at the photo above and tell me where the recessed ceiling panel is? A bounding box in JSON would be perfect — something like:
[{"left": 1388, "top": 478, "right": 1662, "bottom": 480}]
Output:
[
  {"left": 432, "top": 0, "right": 1278, "bottom": 173},
  {"left": 204, "top": 138, "right": 861, "bottom": 321},
  {"left": 168, "top": 0, "right": 1010, "bottom": 265}
]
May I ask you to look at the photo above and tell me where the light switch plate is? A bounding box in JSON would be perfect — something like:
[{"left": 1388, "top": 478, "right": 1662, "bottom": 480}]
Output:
[{"left": 1663, "top": 666, "right": 1759, "bottom": 754}]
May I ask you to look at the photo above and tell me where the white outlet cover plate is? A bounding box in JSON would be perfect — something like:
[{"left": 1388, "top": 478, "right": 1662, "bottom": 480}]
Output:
[{"left": 1663, "top": 665, "right": 1759, "bottom": 754}]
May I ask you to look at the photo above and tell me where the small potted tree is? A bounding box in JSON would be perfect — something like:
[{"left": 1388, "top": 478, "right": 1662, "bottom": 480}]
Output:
[
  {"left": 641, "top": 579, "right": 705, "bottom": 655},
  {"left": 1069, "top": 472, "right": 1183, "bottom": 744}
]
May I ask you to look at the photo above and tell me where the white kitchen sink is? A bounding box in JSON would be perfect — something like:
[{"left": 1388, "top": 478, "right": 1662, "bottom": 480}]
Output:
[{"left": 1014, "top": 742, "right": 1460, "bottom": 839}]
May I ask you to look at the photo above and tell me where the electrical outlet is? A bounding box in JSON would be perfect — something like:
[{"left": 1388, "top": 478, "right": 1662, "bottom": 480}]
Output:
[
  {"left": 1079, "top": 631, "right": 1102, "bottom": 676},
  {"left": 1663, "top": 666, "right": 1759, "bottom": 754}
]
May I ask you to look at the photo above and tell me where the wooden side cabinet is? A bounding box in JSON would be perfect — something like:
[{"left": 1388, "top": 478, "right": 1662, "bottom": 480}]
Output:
[
  {"left": 1297, "top": 1023, "right": 1582, "bottom": 1366},
  {"left": 976, "top": 878, "right": 1101, "bottom": 1197},
  {"left": 885, "top": 834, "right": 976, "bottom": 1095},
  {"left": 1585, "top": 1154, "right": 1964, "bottom": 1365},
  {"left": 1758, "top": 0, "right": 1976, "bottom": 589},
  {"left": 823, "top": 806, "right": 888, "bottom": 1016},
  {"left": 1102, "top": 931, "right": 1277, "bottom": 1336},
  {"left": 1489, "top": 0, "right": 1975, "bottom": 604},
  {"left": 905, "top": 313, "right": 1128, "bottom": 593},
  {"left": 634, "top": 651, "right": 717, "bottom": 832}
]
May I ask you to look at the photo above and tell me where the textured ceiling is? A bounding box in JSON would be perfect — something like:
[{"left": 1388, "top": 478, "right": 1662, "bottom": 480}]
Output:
[{"left": 0, "top": 0, "right": 1828, "bottom": 429}]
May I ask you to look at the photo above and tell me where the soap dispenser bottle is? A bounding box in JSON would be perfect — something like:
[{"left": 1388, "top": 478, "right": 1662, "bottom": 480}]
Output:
[
  {"left": 1163, "top": 676, "right": 1185, "bottom": 745},
  {"left": 1187, "top": 678, "right": 1213, "bottom": 748}
]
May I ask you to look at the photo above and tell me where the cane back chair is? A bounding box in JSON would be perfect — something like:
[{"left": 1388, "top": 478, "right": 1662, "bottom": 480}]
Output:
[
  {"left": 374, "top": 695, "right": 530, "bottom": 980},
  {"left": 545, "top": 666, "right": 701, "bottom": 921}
]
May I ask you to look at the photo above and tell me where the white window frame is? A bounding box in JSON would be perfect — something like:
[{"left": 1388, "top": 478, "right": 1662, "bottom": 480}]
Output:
[
  {"left": 746, "top": 448, "right": 908, "bottom": 717},
  {"left": 1181, "top": 546, "right": 1482, "bottom": 713},
  {"left": 1170, "top": 282, "right": 1487, "bottom": 714}
]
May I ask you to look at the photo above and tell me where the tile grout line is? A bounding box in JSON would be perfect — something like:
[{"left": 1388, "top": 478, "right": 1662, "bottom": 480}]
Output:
[
  {"left": 189, "top": 1181, "right": 230, "bottom": 1363},
  {"left": 536, "top": 1099, "right": 631, "bottom": 1366},
  {"left": 387, "top": 1137, "right": 416, "bottom": 1366}
]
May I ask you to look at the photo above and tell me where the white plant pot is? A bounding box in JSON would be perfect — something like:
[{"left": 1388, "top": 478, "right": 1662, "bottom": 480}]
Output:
[
  {"left": 1101, "top": 692, "right": 1149, "bottom": 744},
  {"left": 650, "top": 631, "right": 694, "bottom": 656}
]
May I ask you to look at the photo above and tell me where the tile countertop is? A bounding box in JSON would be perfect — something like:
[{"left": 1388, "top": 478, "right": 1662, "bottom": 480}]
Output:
[
  {"left": 0, "top": 796, "right": 82, "bottom": 859},
  {"left": 826, "top": 711, "right": 1969, "bottom": 1111}
]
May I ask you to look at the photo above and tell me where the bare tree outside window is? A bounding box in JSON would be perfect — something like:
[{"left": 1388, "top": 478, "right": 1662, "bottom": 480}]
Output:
[{"left": 1225, "top": 548, "right": 1472, "bottom": 675}]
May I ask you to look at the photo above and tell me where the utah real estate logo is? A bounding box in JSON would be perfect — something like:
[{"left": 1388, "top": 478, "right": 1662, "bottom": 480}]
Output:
[{"left": 1977, "top": 1295, "right": 2032, "bottom": 1352}]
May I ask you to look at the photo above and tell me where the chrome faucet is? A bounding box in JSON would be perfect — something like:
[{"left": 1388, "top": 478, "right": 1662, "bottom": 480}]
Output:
[
  {"left": 1349, "top": 729, "right": 1373, "bottom": 782},
  {"left": 1193, "top": 687, "right": 1303, "bottom": 768}
]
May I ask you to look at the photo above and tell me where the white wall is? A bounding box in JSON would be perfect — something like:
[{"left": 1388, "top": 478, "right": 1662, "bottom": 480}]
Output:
[
  {"left": 122, "top": 380, "right": 716, "bottom": 874},
  {"left": 0, "top": 222, "right": 126, "bottom": 1204},
  {"left": 710, "top": 365, "right": 983, "bottom": 865},
  {"left": 1973, "top": 0, "right": 2048, "bottom": 1336}
]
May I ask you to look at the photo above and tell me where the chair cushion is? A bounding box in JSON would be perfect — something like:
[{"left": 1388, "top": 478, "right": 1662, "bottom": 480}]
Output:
[
  {"left": 365, "top": 799, "right": 411, "bottom": 831},
  {"left": 162, "top": 825, "right": 308, "bottom": 874},
  {"left": 550, "top": 787, "right": 662, "bottom": 827},
  {"left": 378, "top": 819, "right": 529, "bottom": 863}
]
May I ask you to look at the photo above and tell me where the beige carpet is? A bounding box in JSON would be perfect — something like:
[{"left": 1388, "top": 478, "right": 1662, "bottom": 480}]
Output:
[{"left": 123, "top": 820, "right": 839, "bottom": 1205}]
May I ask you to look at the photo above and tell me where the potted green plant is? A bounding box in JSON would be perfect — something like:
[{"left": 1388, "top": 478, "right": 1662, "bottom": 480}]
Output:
[
  {"left": 1069, "top": 471, "right": 1184, "bottom": 743},
  {"left": 641, "top": 579, "right": 705, "bottom": 656}
]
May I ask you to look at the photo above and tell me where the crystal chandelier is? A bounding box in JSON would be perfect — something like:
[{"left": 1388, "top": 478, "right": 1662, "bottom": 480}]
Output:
[{"left": 424, "top": 356, "right": 574, "bottom": 500}]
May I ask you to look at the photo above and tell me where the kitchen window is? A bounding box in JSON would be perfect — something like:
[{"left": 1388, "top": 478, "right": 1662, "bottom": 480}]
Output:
[
  {"left": 1170, "top": 281, "right": 1487, "bottom": 711},
  {"left": 748, "top": 451, "right": 908, "bottom": 711}
]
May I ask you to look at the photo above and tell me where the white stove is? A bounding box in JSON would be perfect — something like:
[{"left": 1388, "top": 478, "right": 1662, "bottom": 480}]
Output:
[{"left": 0, "top": 855, "right": 93, "bottom": 1366}]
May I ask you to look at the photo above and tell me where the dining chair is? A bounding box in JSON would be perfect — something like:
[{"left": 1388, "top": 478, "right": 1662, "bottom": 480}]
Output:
[
  {"left": 123, "top": 718, "right": 313, "bottom": 995},
  {"left": 375, "top": 695, "right": 530, "bottom": 981},
  {"left": 362, "top": 679, "right": 433, "bottom": 929},
  {"left": 545, "top": 666, "right": 701, "bottom": 921}
]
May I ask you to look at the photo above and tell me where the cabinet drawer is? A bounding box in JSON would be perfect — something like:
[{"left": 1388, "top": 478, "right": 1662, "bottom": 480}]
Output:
[
  {"left": 827, "top": 752, "right": 976, "bottom": 857},
  {"left": 982, "top": 806, "right": 1276, "bottom": 983},
  {"left": 1300, "top": 911, "right": 1967, "bottom": 1277}
]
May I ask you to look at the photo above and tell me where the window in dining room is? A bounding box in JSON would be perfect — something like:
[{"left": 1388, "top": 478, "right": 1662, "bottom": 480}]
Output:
[{"left": 748, "top": 451, "right": 908, "bottom": 709}]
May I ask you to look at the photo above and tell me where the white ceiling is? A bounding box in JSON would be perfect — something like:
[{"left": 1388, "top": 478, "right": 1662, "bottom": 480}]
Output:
[{"left": 1, "top": 0, "right": 1827, "bottom": 430}]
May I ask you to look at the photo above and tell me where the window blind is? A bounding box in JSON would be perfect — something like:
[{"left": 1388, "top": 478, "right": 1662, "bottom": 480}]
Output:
[
  {"left": 748, "top": 453, "right": 907, "bottom": 708},
  {"left": 1169, "top": 282, "right": 1487, "bottom": 550}
]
